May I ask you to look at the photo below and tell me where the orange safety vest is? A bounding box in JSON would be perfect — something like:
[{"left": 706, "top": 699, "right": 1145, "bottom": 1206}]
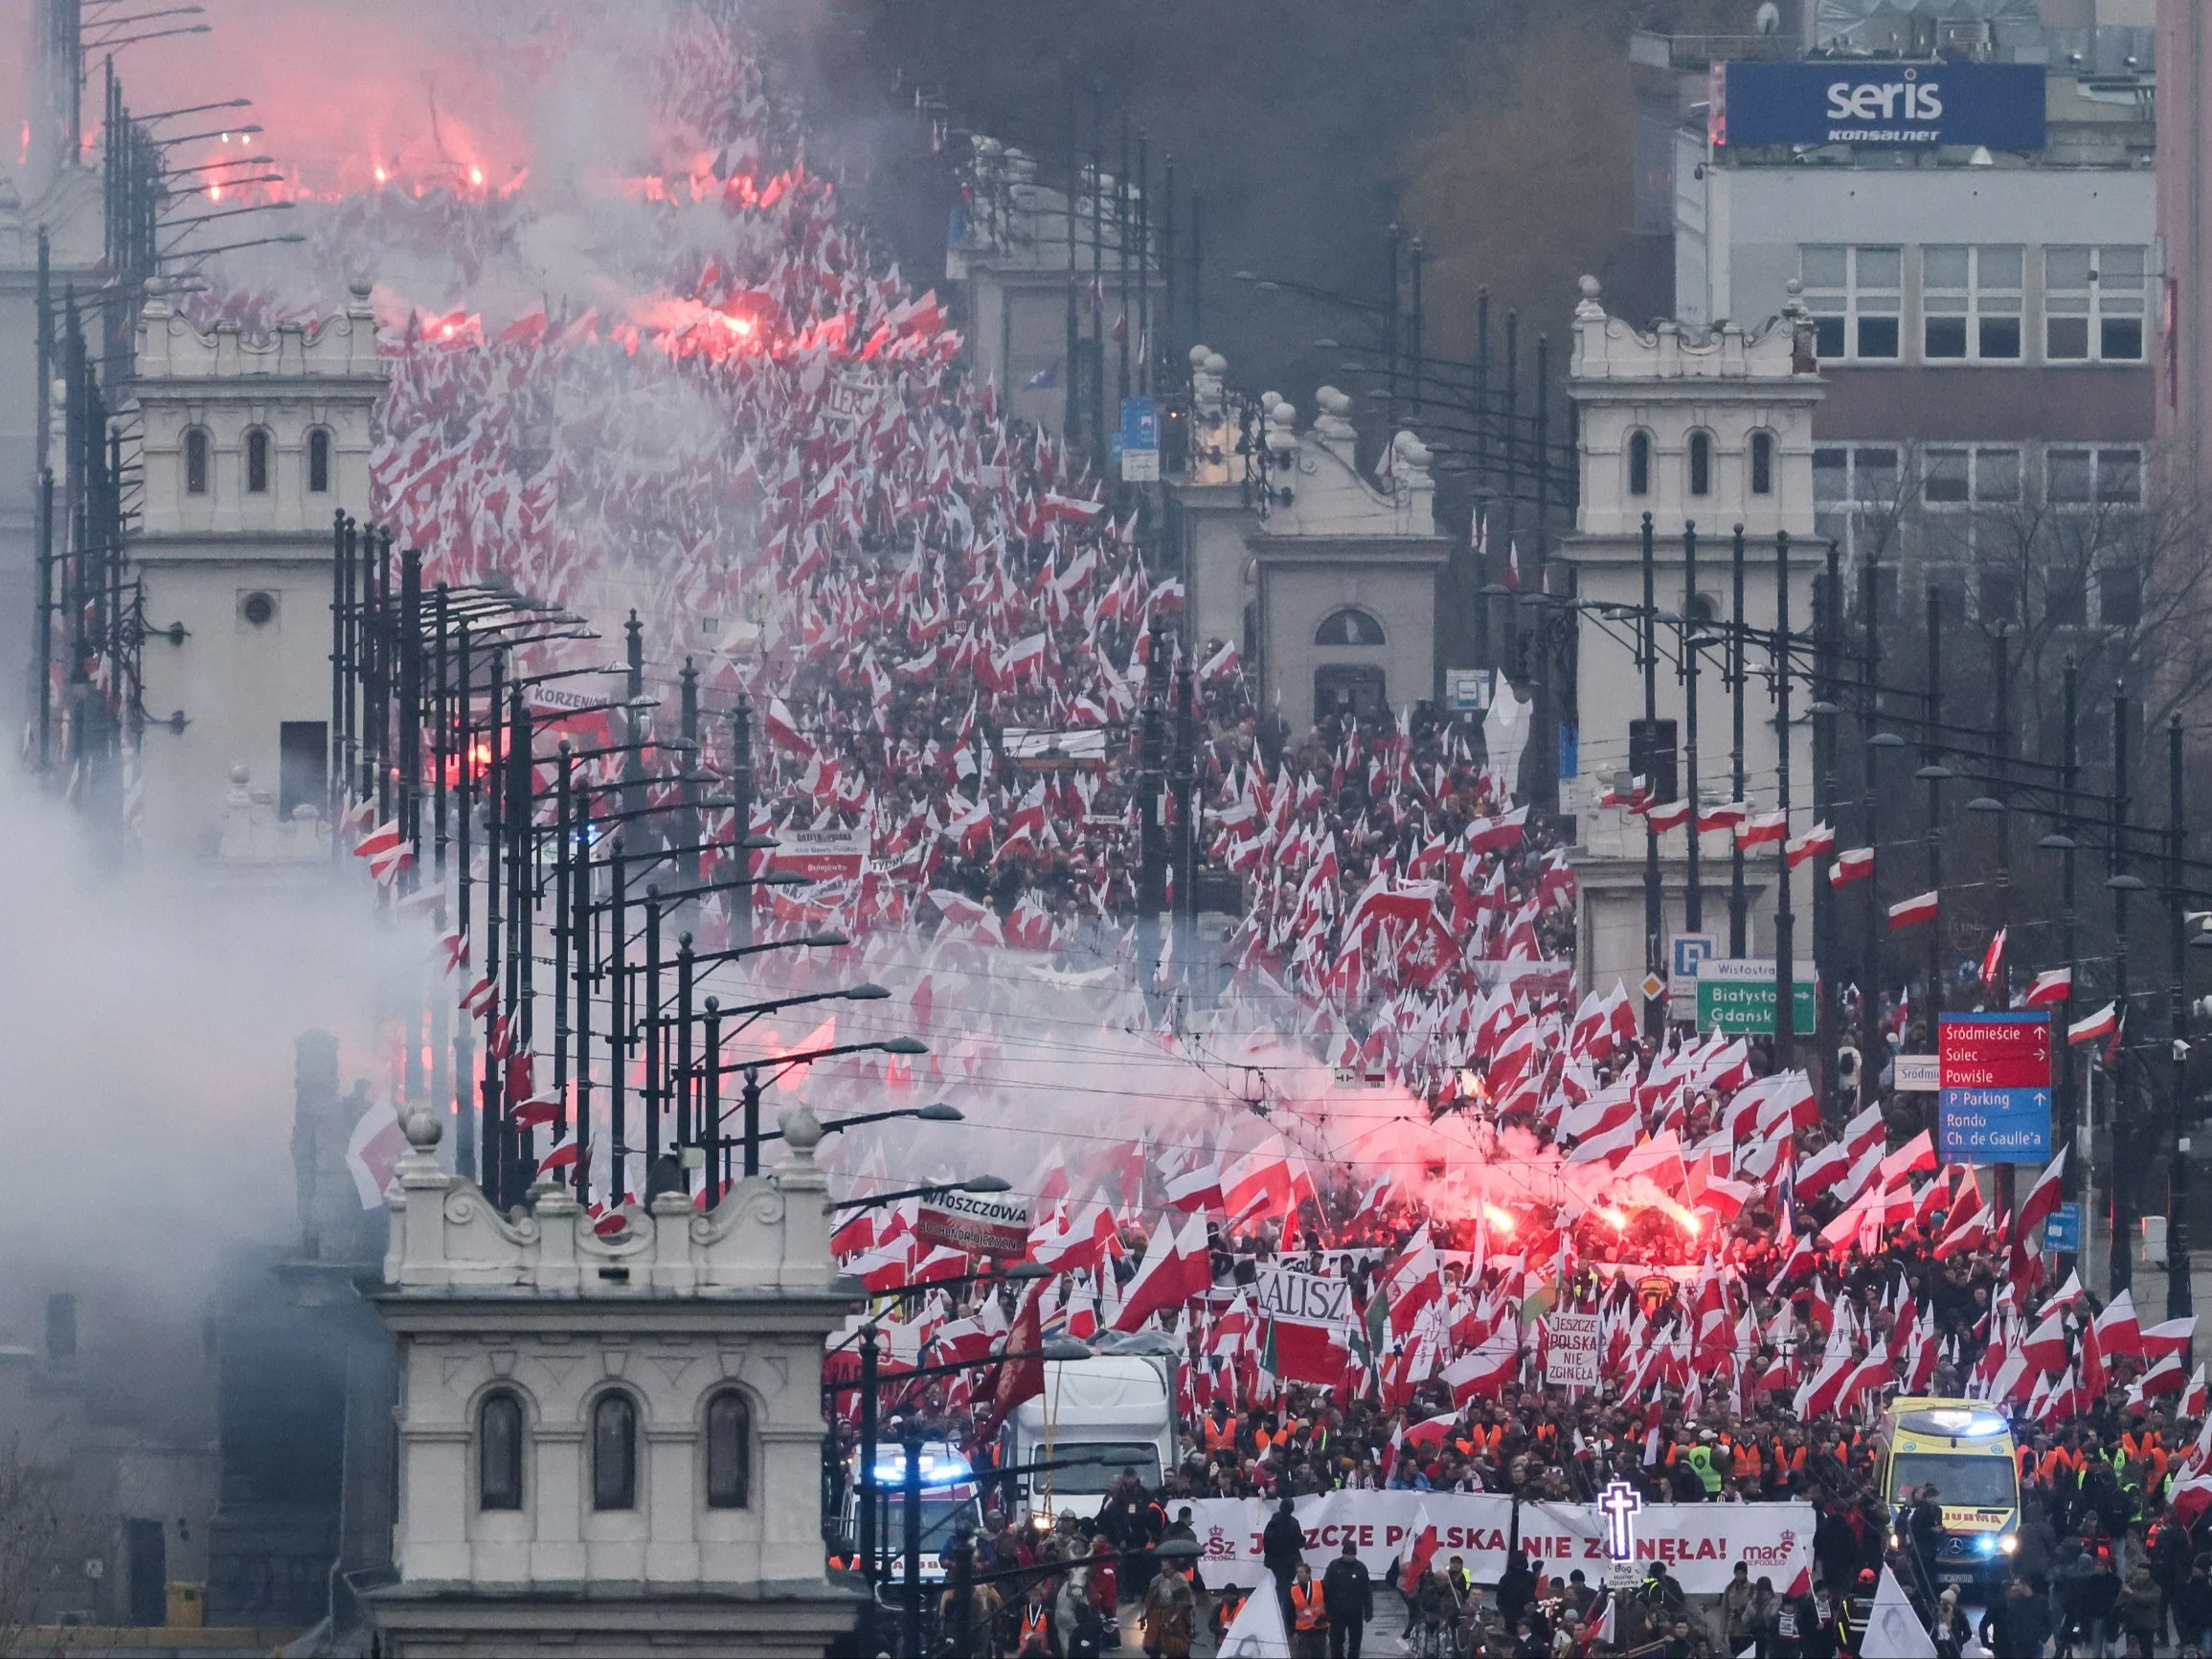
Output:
[
  {"left": 1733, "top": 1443, "right": 1764, "bottom": 1483},
  {"left": 1253, "top": 1427, "right": 1274, "bottom": 1456},
  {"left": 1019, "top": 1606, "right": 1050, "bottom": 1652},
  {"left": 1292, "top": 1581, "right": 1327, "bottom": 1631},
  {"left": 1205, "top": 1417, "right": 1236, "bottom": 1452}
]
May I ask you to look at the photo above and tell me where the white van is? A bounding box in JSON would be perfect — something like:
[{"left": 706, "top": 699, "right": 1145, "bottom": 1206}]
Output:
[{"left": 997, "top": 1341, "right": 1178, "bottom": 1531}]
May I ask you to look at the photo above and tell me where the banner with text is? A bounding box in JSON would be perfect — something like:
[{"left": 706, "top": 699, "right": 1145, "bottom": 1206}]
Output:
[{"left": 1183, "top": 1493, "right": 1812, "bottom": 1597}]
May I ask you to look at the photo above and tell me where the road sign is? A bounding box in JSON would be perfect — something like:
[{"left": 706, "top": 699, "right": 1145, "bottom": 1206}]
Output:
[
  {"left": 1669, "top": 933, "right": 1717, "bottom": 1003},
  {"left": 2043, "top": 1202, "right": 2081, "bottom": 1253},
  {"left": 1937, "top": 1085, "right": 2053, "bottom": 1161},
  {"left": 1445, "top": 668, "right": 1495, "bottom": 713},
  {"left": 1694, "top": 958, "right": 1817, "bottom": 1034},
  {"left": 1894, "top": 1054, "right": 1939, "bottom": 1092},
  {"left": 1640, "top": 973, "right": 1667, "bottom": 1001},
  {"left": 1938, "top": 1011, "right": 2053, "bottom": 1088},
  {"left": 1937, "top": 1014, "right": 2052, "bottom": 1161},
  {"left": 1118, "top": 398, "right": 1160, "bottom": 481}
]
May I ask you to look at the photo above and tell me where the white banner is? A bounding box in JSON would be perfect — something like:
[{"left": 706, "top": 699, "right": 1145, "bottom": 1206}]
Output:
[
  {"left": 1183, "top": 1493, "right": 1813, "bottom": 1597},
  {"left": 1543, "top": 1313, "right": 1602, "bottom": 1387},
  {"left": 1253, "top": 1265, "right": 1355, "bottom": 1327}
]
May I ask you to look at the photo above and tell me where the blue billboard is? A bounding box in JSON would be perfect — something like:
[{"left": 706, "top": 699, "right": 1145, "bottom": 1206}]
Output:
[{"left": 1715, "top": 61, "right": 2046, "bottom": 150}]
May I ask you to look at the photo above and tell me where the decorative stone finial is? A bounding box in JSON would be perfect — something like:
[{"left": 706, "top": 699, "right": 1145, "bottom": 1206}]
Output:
[
  {"left": 1189, "top": 344, "right": 1210, "bottom": 368},
  {"left": 1574, "top": 275, "right": 1608, "bottom": 323},
  {"left": 350, "top": 280, "right": 374, "bottom": 303},
  {"left": 401, "top": 1104, "right": 443, "bottom": 1150},
  {"left": 780, "top": 1105, "right": 824, "bottom": 1156},
  {"left": 1579, "top": 274, "right": 1601, "bottom": 301}
]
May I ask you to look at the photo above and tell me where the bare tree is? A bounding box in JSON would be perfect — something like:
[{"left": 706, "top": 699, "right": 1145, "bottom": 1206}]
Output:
[{"left": 0, "top": 1440, "right": 79, "bottom": 1657}]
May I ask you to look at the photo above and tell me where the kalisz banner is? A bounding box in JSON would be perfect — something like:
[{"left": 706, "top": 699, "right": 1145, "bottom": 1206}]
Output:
[{"left": 1183, "top": 1492, "right": 1812, "bottom": 1597}]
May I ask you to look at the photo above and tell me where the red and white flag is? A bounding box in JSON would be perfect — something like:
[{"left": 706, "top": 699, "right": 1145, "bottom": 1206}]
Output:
[
  {"left": 2068, "top": 1002, "right": 2119, "bottom": 1046},
  {"left": 1785, "top": 821, "right": 1836, "bottom": 867},
  {"left": 1398, "top": 1504, "right": 1441, "bottom": 1593},
  {"left": 1737, "top": 811, "right": 1788, "bottom": 848},
  {"left": 1829, "top": 846, "right": 1875, "bottom": 886},
  {"left": 1888, "top": 890, "right": 1939, "bottom": 929},
  {"left": 1980, "top": 928, "right": 2007, "bottom": 991},
  {"left": 2018, "top": 1145, "right": 2068, "bottom": 1241},
  {"left": 2023, "top": 967, "right": 2072, "bottom": 1007}
]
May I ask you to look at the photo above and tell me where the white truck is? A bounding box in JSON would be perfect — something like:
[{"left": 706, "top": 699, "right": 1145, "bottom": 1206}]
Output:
[{"left": 996, "top": 1335, "right": 1179, "bottom": 1532}]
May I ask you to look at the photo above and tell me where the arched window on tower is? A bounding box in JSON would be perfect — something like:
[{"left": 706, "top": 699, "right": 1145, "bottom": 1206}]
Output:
[
  {"left": 1688, "top": 431, "right": 1713, "bottom": 498},
  {"left": 184, "top": 428, "right": 211, "bottom": 496},
  {"left": 1313, "top": 607, "right": 1387, "bottom": 647},
  {"left": 245, "top": 427, "right": 271, "bottom": 494},
  {"left": 307, "top": 427, "right": 331, "bottom": 494},
  {"left": 1627, "top": 430, "right": 1652, "bottom": 497},
  {"left": 704, "top": 1390, "right": 752, "bottom": 1509},
  {"left": 479, "top": 1391, "right": 524, "bottom": 1511},
  {"left": 1750, "top": 431, "right": 1774, "bottom": 496},
  {"left": 592, "top": 1392, "right": 638, "bottom": 1511}
]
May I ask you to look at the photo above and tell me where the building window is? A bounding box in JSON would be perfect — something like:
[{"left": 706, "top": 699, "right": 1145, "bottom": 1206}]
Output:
[
  {"left": 2096, "top": 447, "right": 2142, "bottom": 504},
  {"left": 1923, "top": 245, "right": 2023, "bottom": 362},
  {"left": 2046, "top": 246, "right": 2148, "bottom": 362},
  {"left": 2045, "top": 447, "right": 2137, "bottom": 507},
  {"left": 245, "top": 427, "right": 271, "bottom": 494},
  {"left": 1976, "top": 449, "right": 2021, "bottom": 504},
  {"left": 184, "top": 428, "right": 210, "bottom": 496},
  {"left": 591, "top": 1393, "right": 638, "bottom": 1511},
  {"left": 1924, "top": 449, "right": 1971, "bottom": 505},
  {"left": 1801, "top": 245, "right": 1900, "bottom": 362},
  {"left": 479, "top": 1392, "right": 525, "bottom": 1511},
  {"left": 2099, "top": 561, "right": 2143, "bottom": 627},
  {"left": 1749, "top": 432, "right": 1773, "bottom": 497},
  {"left": 1314, "top": 607, "right": 1387, "bottom": 647},
  {"left": 1627, "top": 430, "right": 1651, "bottom": 497},
  {"left": 2045, "top": 566, "right": 2088, "bottom": 627},
  {"left": 307, "top": 428, "right": 331, "bottom": 493},
  {"left": 1814, "top": 445, "right": 1901, "bottom": 506},
  {"left": 704, "top": 1391, "right": 752, "bottom": 1509},
  {"left": 1687, "top": 431, "right": 1711, "bottom": 497}
]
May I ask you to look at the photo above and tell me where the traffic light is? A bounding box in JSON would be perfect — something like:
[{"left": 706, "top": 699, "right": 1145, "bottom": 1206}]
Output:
[{"left": 1629, "top": 718, "right": 1678, "bottom": 804}]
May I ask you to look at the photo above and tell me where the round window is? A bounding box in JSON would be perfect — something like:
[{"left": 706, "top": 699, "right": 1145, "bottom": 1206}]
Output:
[{"left": 240, "top": 592, "right": 276, "bottom": 626}]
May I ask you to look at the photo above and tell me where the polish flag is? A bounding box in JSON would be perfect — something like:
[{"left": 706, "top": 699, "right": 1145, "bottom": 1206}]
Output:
[
  {"left": 1442, "top": 1344, "right": 1520, "bottom": 1405},
  {"left": 1888, "top": 890, "right": 1939, "bottom": 929},
  {"left": 2024, "top": 967, "right": 2073, "bottom": 1007},
  {"left": 1736, "top": 811, "right": 1788, "bottom": 848},
  {"left": 1398, "top": 1505, "right": 1441, "bottom": 1594},
  {"left": 2183, "top": 1365, "right": 2208, "bottom": 1420},
  {"left": 1829, "top": 846, "right": 1875, "bottom": 886},
  {"left": 2020, "top": 1307, "right": 2070, "bottom": 1374},
  {"left": 1163, "top": 1159, "right": 1224, "bottom": 1213},
  {"left": 2139, "top": 1354, "right": 2189, "bottom": 1400},
  {"left": 1785, "top": 821, "right": 1836, "bottom": 867},
  {"left": 1879, "top": 1130, "right": 1937, "bottom": 1186},
  {"left": 352, "top": 818, "right": 404, "bottom": 859},
  {"left": 1697, "top": 800, "right": 1748, "bottom": 834},
  {"left": 2142, "top": 1316, "right": 2198, "bottom": 1360},
  {"left": 2018, "top": 1145, "right": 2068, "bottom": 1240},
  {"left": 1467, "top": 805, "right": 1530, "bottom": 853},
  {"left": 2068, "top": 1002, "right": 2119, "bottom": 1046},
  {"left": 1980, "top": 929, "right": 2008, "bottom": 992},
  {"left": 1646, "top": 799, "right": 1692, "bottom": 834},
  {"left": 1112, "top": 1213, "right": 1212, "bottom": 1332},
  {"left": 2094, "top": 1290, "right": 2142, "bottom": 1358}
]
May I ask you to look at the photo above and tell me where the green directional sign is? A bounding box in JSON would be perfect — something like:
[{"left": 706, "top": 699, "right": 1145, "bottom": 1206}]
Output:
[{"left": 1695, "top": 958, "right": 1817, "bottom": 1034}]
